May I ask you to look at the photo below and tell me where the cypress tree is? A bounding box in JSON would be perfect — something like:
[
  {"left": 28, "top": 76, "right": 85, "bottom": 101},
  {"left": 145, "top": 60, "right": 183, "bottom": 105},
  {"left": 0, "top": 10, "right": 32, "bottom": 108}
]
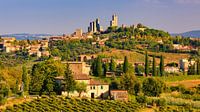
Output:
[
  {"left": 103, "top": 63, "right": 109, "bottom": 76},
  {"left": 123, "top": 56, "right": 129, "bottom": 73},
  {"left": 188, "top": 64, "right": 195, "bottom": 75},
  {"left": 22, "top": 66, "right": 29, "bottom": 92},
  {"left": 194, "top": 62, "right": 197, "bottom": 75},
  {"left": 64, "top": 63, "right": 76, "bottom": 96},
  {"left": 197, "top": 60, "right": 200, "bottom": 75},
  {"left": 152, "top": 55, "right": 156, "bottom": 76},
  {"left": 91, "top": 59, "right": 97, "bottom": 76},
  {"left": 96, "top": 56, "right": 103, "bottom": 77},
  {"left": 145, "top": 51, "right": 149, "bottom": 76},
  {"left": 110, "top": 57, "right": 116, "bottom": 72},
  {"left": 160, "top": 55, "right": 164, "bottom": 76}
]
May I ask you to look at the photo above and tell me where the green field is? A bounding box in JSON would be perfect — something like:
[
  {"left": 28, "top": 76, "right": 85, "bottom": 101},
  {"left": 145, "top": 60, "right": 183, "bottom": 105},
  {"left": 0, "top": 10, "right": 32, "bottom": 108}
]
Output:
[{"left": 137, "top": 75, "right": 200, "bottom": 82}]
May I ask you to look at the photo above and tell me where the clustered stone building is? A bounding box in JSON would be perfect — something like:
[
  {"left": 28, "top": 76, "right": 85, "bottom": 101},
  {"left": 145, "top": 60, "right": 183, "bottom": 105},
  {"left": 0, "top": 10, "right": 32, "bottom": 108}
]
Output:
[
  {"left": 88, "top": 18, "right": 103, "bottom": 33},
  {"left": 0, "top": 37, "right": 49, "bottom": 57},
  {"left": 110, "top": 14, "right": 118, "bottom": 27}
]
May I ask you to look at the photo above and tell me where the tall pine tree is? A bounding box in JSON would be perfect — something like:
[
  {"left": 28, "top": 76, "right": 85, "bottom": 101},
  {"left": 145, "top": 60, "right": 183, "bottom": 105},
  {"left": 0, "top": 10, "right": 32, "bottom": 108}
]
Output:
[
  {"left": 145, "top": 51, "right": 149, "bottom": 76},
  {"left": 160, "top": 55, "right": 164, "bottom": 76},
  {"left": 152, "top": 55, "right": 156, "bottom": 76},
  {"left": 123, "top": 56, "right": 129, "bottom": 73}
]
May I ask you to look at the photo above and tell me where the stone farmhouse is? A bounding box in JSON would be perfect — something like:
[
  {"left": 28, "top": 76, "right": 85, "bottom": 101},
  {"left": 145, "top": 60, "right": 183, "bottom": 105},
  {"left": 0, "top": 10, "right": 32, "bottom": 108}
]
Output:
[
  {"left": 56, "top": 61, "right": 109, "bottom": 98},
  {"left": 110, "top": 90, "right": 128, "bottom": 101}
]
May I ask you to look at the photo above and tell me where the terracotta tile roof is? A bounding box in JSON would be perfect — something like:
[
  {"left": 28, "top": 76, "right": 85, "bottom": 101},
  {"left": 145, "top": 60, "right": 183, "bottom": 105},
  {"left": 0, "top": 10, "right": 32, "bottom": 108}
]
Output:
[
  {"left": 74, "top": 74, "right": 90, "bottom": 80},
  {"left": 89, "top": 79, "right": 109, "bottom": 85},
  {"left": 55, "top": 74, "right": 90, "bottom": 80}
]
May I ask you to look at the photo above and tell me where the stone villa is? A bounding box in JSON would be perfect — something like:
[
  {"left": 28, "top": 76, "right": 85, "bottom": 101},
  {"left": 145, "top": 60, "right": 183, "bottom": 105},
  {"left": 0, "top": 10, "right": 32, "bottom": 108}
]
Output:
[{"left": 56, "top": 61, "right": 109, "bottom": 98}]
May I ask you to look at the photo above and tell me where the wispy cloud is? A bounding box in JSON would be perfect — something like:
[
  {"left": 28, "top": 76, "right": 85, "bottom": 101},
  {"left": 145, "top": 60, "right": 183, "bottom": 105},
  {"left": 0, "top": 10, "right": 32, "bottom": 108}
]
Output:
[
  {"left": 175, "top": 0, "right": 200, "bottom": 4},
  {"left": 143, "top": 0, "right": 200, "bottom": 4},
  {"left": 144, "top": 0, "right": 161, "bottom": 3}
]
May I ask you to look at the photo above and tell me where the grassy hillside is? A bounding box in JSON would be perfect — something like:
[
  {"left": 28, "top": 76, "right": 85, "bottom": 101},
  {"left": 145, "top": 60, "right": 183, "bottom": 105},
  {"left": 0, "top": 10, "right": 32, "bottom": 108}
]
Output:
[
  {"left": 97, "top": 49, "right": 145, "bottom": 64},
  {"left": 96, "top": 49, "right": 190, "bottom": 64}
]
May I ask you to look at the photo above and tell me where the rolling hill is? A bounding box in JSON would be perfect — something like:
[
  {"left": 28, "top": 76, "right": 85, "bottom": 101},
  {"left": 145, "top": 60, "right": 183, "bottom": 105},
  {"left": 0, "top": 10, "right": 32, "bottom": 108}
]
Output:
[{"left": 171, "top": 30, "right": 200, "bottom": 38}]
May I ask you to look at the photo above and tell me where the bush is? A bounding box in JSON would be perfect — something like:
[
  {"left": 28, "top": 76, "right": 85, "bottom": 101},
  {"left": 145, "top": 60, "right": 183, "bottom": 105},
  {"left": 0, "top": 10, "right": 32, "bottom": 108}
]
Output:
[
  {"left": 0, "top": 95, "right": 6, "bottom": 105},
  {"left": 183, "top": 89, "right": 196, "bottom": 95},
  {"left": 170, "top": 85, "right": 196, "bottom": 95},
  {"left": 170, "top": 85, "right": 186, "bottom": 93},
  {"left": 142, "top": 78, "right": 166, "bottom": 97},
  {"left": 136, "top": 95, "right": 147, "bottom": 104},
  {"left": 156, "top": 98, "right": 166, "bottom": 107}
]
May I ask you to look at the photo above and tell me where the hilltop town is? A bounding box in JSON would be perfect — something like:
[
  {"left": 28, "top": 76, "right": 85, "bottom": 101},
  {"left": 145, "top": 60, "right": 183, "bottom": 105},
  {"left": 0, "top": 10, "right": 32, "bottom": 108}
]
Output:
[{"left": 0, "top": 14, "right": 200, "bottom": 111}]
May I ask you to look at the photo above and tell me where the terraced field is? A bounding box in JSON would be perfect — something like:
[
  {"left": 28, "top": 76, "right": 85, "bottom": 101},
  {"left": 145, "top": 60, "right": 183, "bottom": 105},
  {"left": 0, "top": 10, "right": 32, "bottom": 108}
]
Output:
[{"left": 4, "top": 96, "right": 141, "bottom": 112}]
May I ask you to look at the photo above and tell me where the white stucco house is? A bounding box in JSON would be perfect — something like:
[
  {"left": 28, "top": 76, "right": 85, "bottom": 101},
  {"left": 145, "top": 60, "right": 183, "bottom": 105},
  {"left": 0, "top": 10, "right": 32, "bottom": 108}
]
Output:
[{"left": 55, "top": 74, "right": 109, "bottom": 99}]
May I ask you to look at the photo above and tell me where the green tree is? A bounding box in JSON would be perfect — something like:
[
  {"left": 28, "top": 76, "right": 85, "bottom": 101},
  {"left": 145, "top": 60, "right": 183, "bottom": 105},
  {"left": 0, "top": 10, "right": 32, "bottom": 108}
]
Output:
[
  {"left": 76, "top": 82, "right": 87, "bottom": 97},
  {"left": 0, "top": 81, "right": 9, "bottom": 97},
  {"left": 197, "top": 60, "right": 200, "bottom": 75},
  {"left": 135, "top": 65, "right": 145, "bottom": 75},
  {"left": 160, "top": 55, "right": 164, "bottom": 76},
  {"left": 145, "top": 51, "right": 149, "bottom": 76},
  {"left": 123, "top": 56, "right": 129, "bottom": 73},
  {"left": 110, "top": 77, "right": 120, "bottom": 90},
  {"left": 134, "top": 81, "right": 141, "bottom": 96},
  {"left": 96, "top": 56, "right": 103, "bottom": 77},
  {"left": 63, "top": 64, "right": 76, "bottom": 96},
  {"left": 119, "top": 72, "right": 138, "bottom": 95},
  {"left": 0, "top": 81, "right": 10, "bottom": 105},
  {"left": 142, "top": 78, "right": 165, "bottom": 97},
  {"left": 103, "top": 63, "right": 109, "bottom": 76},
  {"left": 30, "top": 64, "right": 45, "bottom": 95},
  {"left": 152, "top": 55, "right": 156, "bottom": 76},
  {"left": 29, "top": 60, "right": 65, "bottom": 95},
  {"left": 188, "top": 64, "right": 196, "bottom": 75},
  {"left": 110, "top": 57, "right": 116, "bottom": 72},
  {"left": 22, "top": 66, "right": 29, "bottom": 93}
]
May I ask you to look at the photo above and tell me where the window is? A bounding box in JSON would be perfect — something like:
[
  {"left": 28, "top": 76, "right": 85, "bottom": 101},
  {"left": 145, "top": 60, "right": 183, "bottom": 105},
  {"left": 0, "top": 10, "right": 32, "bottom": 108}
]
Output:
[
  {"left": 101, "top": 86, "right": 103, "bottom": 89},
  {"left": 90, "top": 86, "right": 92, "bottom": 90},
  {"left": 93, "top": 86, "right": 95, "bottom": 89}
]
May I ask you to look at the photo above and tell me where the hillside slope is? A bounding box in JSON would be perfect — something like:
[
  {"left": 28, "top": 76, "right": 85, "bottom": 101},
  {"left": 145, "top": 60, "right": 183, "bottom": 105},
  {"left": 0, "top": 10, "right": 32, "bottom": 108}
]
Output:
[{"left": 172, "top": 30, "right": 200, "bottom": 38}]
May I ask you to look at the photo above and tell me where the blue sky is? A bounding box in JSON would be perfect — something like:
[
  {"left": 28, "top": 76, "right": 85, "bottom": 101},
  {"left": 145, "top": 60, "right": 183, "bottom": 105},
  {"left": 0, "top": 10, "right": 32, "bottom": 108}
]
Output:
[{"left": 0, "top": 0, "right": 200, "bottom": 34}]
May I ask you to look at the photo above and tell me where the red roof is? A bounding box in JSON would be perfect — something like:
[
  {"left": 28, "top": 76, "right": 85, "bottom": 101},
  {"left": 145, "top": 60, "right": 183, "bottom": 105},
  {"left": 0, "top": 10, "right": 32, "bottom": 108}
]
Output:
[
  {"left": 89, "top": 79, "right": 109, "bottom": 85},
  {"left": 74, "top": 74, "right": 90, "bottom": 80}
]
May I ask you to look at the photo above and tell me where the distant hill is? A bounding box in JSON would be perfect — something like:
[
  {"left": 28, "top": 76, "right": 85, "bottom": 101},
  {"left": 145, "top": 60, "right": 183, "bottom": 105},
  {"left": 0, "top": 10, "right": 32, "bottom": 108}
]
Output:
[
  {"left": 171, "top": 30, "right": 200, "bottom": 38},
  {"left": 0, "top": 33, "right": 53, "bottom": 40}
]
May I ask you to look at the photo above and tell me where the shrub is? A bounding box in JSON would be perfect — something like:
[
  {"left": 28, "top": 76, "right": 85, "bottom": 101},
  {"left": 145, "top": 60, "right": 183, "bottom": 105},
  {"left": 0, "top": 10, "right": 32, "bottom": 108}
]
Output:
[
  {"left": 0, "top": 95, "right": 6, "bottom": 105},
  {"left": 136, "top": 95, "right": 147, "bottom": 104},
  {"left": 183, "top": 89, "right": 196, "bottom": 95},
  {"left": 142, "top": 78, "right": 166, "bottom": 97},
  {"left": 170, "top": 85, "right": 186, "bottom": 93},
  {"left": 156, "top": 98, "right": 166, "bottom": 107}
]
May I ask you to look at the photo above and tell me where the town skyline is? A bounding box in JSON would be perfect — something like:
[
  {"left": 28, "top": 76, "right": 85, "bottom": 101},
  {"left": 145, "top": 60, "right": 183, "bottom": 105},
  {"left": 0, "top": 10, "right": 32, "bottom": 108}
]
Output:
[{"left": 0, "top": 0, "right": 200, "bottom": 34}]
